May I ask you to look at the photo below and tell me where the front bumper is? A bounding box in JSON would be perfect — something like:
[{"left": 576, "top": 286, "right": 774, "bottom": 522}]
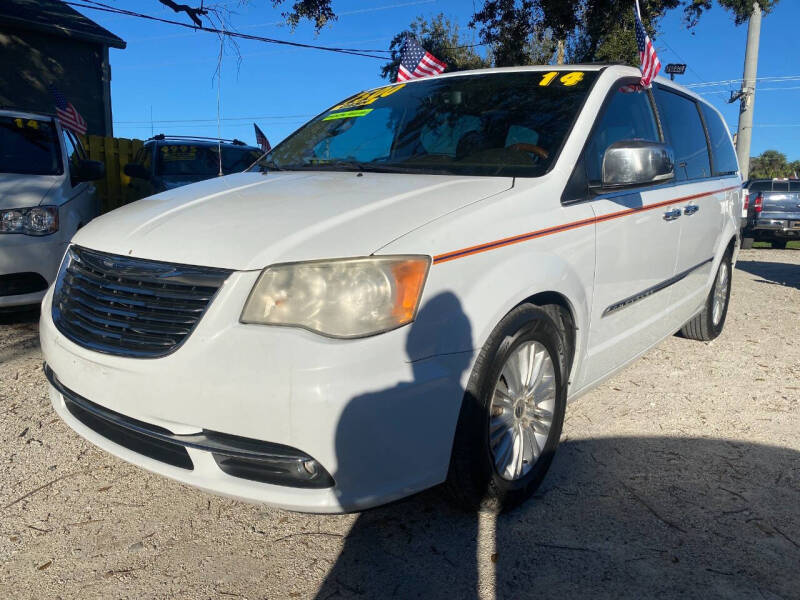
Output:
[
  {"left": 40, "top": 276, "right": 471, "bottom": 513},
  {"left": 0, "top": 233, "right": 67, "bottom": 307}
]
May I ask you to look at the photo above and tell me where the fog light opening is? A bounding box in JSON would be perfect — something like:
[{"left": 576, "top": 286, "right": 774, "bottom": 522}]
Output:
[{"left": 302, "top": 459, "right": 319, "bottom": 477}]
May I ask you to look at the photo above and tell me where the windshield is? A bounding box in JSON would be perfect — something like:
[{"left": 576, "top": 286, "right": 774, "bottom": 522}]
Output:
[
  {"left": 0, "top": 116, "right": 61, "bottom": 176},
  {"left": 156, "top": 144, "right": 262, "bottom": 178},
  {"left": 252, "top": 71, "right": 598, "bottom": 177}
]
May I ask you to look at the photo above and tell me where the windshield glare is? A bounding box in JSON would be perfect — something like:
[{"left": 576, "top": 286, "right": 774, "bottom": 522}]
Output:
[
  {"left": 253, "top": 71, "right": 598, "bottom": 177},
  {"left": 0, "top": 117, "right": 61, "bottom": 176}
]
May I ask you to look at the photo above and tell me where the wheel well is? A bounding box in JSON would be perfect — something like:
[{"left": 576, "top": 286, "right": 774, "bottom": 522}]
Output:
[
  {"left": 726, "top": 235, "right": 737, "bottom": 255},
  {"left": 517, "top": 291, "right": 577, "bottom": 375}
]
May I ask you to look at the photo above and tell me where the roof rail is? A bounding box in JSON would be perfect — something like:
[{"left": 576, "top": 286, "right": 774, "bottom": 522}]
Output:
[{"left": 147, "top": 134, "right": 249, "bottom": 145}]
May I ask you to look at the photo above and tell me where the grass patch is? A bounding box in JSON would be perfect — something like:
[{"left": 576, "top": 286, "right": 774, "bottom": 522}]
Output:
[{"left": 751, "top": 240, "right": 800, "bottom": 249}]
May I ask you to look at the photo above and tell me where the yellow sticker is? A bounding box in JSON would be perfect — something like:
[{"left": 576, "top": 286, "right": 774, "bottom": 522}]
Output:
[
  {"left": 330, "top": 84, "right": 406, "bottom": 111},
  {"left": 560, "top": 71, "right": 585, "bottom": 86},
  {"left": 13, "top": 118, "right": 40, "bottom": 129},
  {"left": 322, "top": 108, "right": 373, "bottom": 121}
]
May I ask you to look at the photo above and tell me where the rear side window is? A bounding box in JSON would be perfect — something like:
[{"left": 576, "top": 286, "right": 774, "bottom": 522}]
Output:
[
  {"left": 654, "top": 87, "right": 711, "bottom": 181},
  {"left": 585, "top": 88, "right": 660, "bottom": 184},
  {"left": 700, "top": 104, "right": 738, "bottom": 176}
]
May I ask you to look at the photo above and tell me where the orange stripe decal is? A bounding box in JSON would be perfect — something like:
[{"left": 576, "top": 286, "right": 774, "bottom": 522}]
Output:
[{"left": 432, "top": 185, "right": 738, "bottom": 265}]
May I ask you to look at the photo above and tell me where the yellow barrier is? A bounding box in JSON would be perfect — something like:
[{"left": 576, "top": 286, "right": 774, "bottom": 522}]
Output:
[{"left": 80, "top": 135, "right": 145, "bottom": 213}]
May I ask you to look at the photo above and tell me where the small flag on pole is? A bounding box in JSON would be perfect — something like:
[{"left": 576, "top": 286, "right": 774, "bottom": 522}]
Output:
[
  {"left": 396, "top": 37, "right": 446, "bottom": 83},
  {"left": 633, "top": 0, "right": 661, "bottom": 88},
  {"left": 50, "top": 86, "right": 87, "bottom": 135},
  {"left": 254, "top": 123, "right": 271, "bottom": 152}
]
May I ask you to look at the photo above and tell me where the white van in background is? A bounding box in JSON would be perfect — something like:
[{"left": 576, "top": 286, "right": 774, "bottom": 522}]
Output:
[{"left": 0, "top": 109, "right": 104, "bottom": 308}]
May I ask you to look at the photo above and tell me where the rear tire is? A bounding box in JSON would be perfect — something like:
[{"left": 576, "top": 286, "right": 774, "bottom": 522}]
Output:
[
  {"left": 680, "top": 250, "right": 732, "bottom": 341},
  {"left": 445, "top": 304, "right": 568, "bottom": 513},
  {"left": 740, "top": 236, "right": 754, "bottom": 250},
  {"left": 772, "top": 239, "right": 787, "bottom": 249}
]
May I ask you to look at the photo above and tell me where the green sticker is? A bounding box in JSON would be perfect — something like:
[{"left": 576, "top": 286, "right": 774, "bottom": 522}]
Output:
[{"left": 323, "top": 108, "right": 373, "bottom": 121}]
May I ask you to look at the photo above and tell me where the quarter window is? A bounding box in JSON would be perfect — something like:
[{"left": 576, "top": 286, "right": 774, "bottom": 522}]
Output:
[
  {"left": 700, "top": 104, "right": 738, "bottom": 176},
  {"left": 585, "top": 88, "right": 660, "bottom": 184},
  {"left": 654, "top": 87, "right": 711, "bottom": 181}
]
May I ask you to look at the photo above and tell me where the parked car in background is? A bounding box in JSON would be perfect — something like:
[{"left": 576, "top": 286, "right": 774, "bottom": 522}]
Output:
[
  {"left": 42, "top": 65, "right": 740, "bottom": 513},
  {"left": 741, "top": 178, "right": 800, "bottom": 249},
  {"left": 0, "top": 109, "right": 103, "bottom": 309},
  {"left": 123, "top": 135, "right": 263, "bottom": 197}
]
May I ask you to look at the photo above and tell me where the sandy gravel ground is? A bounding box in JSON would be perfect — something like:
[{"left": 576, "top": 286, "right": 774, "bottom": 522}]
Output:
[{"left": 0, "top": 248, "right": 798, "bottom": 600}]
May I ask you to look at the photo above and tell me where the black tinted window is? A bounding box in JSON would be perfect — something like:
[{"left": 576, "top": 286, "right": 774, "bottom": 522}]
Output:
[
  {"left": 0, "top": 116, "right": 61, "bottom": 175},
  {"left": 157, "top": 145, "right": 261, "bottom": 177},
  {"left": 748, "top": 180, "right": 772, "bottom": 192},
  {"left": 654, "top": 87, "right": 711, "bottom": 181},
  {"left": 585, "top": 88, "right": 660, "bottom": 183},
  {"left": 700, "top": 104, "right": 738, "bottom": 176}
]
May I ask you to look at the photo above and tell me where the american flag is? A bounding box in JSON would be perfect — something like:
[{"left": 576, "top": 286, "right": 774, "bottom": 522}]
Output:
[
  {"left": 254, "top": 123, "right": 271, "bottom": 152},
  {"left": 396, "top": 37, "right": 446, "bottom": 82},
  {"left": 50, "top": 86, "right": 87, "bottom": 135},
  {"left": 634, "top": 0, "right": 661, "bottom": 88}
]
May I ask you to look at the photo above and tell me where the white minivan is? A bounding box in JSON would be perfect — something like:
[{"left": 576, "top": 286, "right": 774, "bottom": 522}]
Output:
[
  {"left": 40, "top": 66, "right": 741, "bottom": 513},
  {"left": 1, "top": 110, "right": 103, "bottom": 308}
]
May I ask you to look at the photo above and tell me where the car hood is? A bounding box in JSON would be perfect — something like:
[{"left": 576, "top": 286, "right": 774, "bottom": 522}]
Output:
[
  {"left": 73, "top": 171, "right": 513, "bottom": 271},
  {"left": 0, "top": 174, "right": 61, "bottom": 209}
]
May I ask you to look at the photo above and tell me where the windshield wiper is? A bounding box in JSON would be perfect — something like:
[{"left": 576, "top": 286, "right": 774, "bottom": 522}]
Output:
[{"left": 254, "top": 159, "right": 288, "bottom": 173}]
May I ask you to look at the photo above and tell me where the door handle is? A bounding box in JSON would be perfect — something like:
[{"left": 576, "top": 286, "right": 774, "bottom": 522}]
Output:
[
  {"left": 663, "top": 208, "right": 682, "bottom": 221},
  {"left": 684, "top": 204, "right": 700, "bottom": 215}
]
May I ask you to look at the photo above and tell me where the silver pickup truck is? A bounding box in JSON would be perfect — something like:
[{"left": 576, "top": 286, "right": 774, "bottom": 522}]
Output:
[{"left": 741, "top": 179, "right": 800, "bottom": 249}]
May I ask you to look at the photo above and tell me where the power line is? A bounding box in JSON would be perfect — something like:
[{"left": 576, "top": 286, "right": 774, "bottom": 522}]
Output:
[
  {"left": 131, "top": 0, "right": 436, "bottom": 42},
  {"left": 657, "top": 36, "right": 706, "bottom": 84},
  {"left": 65, "top": 1, "right": 392, "bottom": 59},
  {"left": 699, "top": 85, "right": 800, "bottom": 95},
  {"left": 685, "top": 75, "right": 800, "bottom": 88}
]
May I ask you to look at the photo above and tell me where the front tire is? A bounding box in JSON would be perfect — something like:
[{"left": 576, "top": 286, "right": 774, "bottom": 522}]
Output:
[
  {"left": 772, "top": 239, "right": 787, "bottom": 249},
  {"left": 680, "top": 250, "right": 732, "bottom": 341},
  {"left": 445, "top": 304, "right": 568, "bottom": 513}
]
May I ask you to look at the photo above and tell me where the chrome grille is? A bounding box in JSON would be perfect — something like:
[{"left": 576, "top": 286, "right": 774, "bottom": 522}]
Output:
[{"left": 52, "top": 246, "right": 232, "bottom": 358}]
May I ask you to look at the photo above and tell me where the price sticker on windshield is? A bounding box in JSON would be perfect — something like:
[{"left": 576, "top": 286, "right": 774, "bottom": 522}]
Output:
[
  {"left": 330, "top": 83, "right": 406, "bottom": 111},
  {"left": 323, "top": 108, "right": 373, "bottom": 121},
  {"left": 538, "top": 71, "right": 585, "bottom": 87}
]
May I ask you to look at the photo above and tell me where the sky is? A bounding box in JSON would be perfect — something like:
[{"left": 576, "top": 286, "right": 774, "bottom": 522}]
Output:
[{"left": 81, "top": 0, "right": 800, "bottom": 159}]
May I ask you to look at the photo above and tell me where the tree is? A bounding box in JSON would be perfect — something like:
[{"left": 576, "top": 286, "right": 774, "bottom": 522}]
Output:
[
  {"left": 380, "top": 15, "right": 491, "bottom": 82},
  {"left": 471, "top": 1, "right": 781, "bottom": 66},
  {"left": 748, "top": 150, "right": 800, "bottom": 179}
]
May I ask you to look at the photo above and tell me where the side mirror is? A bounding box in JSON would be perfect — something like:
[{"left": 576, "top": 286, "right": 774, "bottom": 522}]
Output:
[
  {"left": 73, "top": 159, "right": 105, "bottom": 183},
  {"left": 124, "top": 163, "right": 150, "bottom": 179},
  {"left": 601, "top": 141, "right": 674, "bottom": 189}
]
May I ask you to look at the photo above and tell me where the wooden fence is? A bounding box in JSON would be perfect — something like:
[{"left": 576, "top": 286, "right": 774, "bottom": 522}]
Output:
[{"left": 80, "top": 135, "right": 145, "bottom": 213}]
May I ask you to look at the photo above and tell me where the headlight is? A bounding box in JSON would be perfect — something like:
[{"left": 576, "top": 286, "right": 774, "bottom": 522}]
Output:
[
  {"left": 241, "top": 256, "right": 431, "bottom": 338},
  {"left": 0, "top": 206, "right": 59, "bottom": 236}
]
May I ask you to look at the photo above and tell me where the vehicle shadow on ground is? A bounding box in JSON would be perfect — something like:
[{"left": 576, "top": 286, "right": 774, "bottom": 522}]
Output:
[
  {"left": 315, "top": 436, "right": 799, "bottom": 599},
  {"left": 316, "top": 290, "right": 799, "bottom": 599},
  {"left": 736, "top": 260, "right": 800, "bottom": 290}
]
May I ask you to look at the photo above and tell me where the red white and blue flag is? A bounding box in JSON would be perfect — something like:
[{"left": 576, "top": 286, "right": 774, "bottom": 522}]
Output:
[
  {"left": 254, "top": 123, "right": 271, "bottom": 152},
  {"left": 396, "top": 37, "right": 446, "bottom": 83},
  {"left": 633, "top": 0, "right": 661, "bottom": 88},
  {"left": 50, "top": 86, "right": 87, "bottom": 135}
]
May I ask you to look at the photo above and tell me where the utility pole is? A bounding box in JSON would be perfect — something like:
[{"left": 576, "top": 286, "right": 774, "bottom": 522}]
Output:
[{"left": 735, "top": 2, "right": 762, "bottom": 181}]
